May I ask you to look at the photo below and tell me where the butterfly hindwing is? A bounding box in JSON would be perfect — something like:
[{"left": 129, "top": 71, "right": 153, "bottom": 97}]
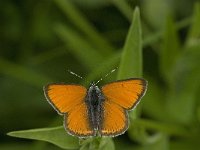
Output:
[
  {"left": 65, "top": 103, "right": 95, "bottom": 137},
  {"left": 100, "top": 100, "right": 128, "bottom": 136},
  {"left": 101, "top": 78, "right": 147, "bottom": 110},
  {"left": 44, "top": 84, "right": 94, "bottom": 137}
]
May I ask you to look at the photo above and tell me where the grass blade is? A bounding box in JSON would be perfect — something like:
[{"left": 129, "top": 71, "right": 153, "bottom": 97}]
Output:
[
  {"left": 186, "top": 2, "right": 200, "bottom": 47},
  {"left": 159, "top": 15, "right": 180, "bottom": 82},
  {"left": 117, "top": 7, "right": 142, "bottom": 80}
]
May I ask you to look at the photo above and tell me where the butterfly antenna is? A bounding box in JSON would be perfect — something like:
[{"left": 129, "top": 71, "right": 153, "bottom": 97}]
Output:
[
  {"left": 95, "top": 67, "right": 118, "bottom": 85},
  {"left": 67, "top": 69, "right": 83, "bottom": 79}
]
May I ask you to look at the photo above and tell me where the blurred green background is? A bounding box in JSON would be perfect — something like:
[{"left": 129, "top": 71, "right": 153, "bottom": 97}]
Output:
[{"left": 1, "top": 0, "right": 200, "bottom": 150}]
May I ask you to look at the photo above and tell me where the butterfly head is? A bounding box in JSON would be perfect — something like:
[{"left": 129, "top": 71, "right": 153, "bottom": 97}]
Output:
[
  {"left": 90, "top": 81, "right": 96, "bottom": 86},
  {"left": 89, "top": 82, "right": 100, "bottom": 91}
]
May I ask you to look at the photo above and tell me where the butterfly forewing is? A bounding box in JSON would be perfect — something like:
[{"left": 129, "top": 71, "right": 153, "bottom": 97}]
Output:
[
  {"left": 101, "top": 78, "right": 147, "bottom": 110},
  {"left": 44, "top": 84, "right": 87, "bottom": 114}
]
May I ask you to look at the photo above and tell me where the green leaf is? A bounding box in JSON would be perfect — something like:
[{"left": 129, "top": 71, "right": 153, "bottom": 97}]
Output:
[
  {"left": 186, "top": 2, "right": 200, "bottom": 47},
  {"left": 117, "top": 7, "right": 142, "bottom": 79},
  {"left": 54, "top": 0, "right": 114, "bottom": 56},
  {"left": 55, "top": 23, "right": 104, "bottom": 70},
  {"left": 7, "top": 126, "right": 79, "bottom": 149},
  {"left": 98, "top": 137, "right": 115, "bottom": 150},
  {"left": 159, "top": 15, "right": 180, "bottom": 83},
  {"left": 80, "top": 137, "right": 114, "bottom": 150}
]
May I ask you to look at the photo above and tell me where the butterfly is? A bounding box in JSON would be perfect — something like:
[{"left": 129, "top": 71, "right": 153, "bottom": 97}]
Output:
[{"left": 44, "top": 78, "right": 147, "bottom": 137}]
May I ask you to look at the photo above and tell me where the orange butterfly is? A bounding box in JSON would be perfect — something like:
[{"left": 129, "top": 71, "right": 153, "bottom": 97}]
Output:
[{"left": 44, "top": 78, "right": 147, "bottom": 137}]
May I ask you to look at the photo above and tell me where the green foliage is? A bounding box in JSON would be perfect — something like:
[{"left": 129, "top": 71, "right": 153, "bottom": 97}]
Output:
[
  {"left": 165, "top": 3, "right": 200, "bottom": 125},
  {"left": 55, "top": 23, "right": 104, "bottom": 71},
  {"left": 0, "top": 58, "right": 52, "bottom": 88},
  {"left": 1, "top": 0, "right": 200, "bottom": 150},
  {"left": 159, "top": 15, "right": 180, "bottom": 83},
  {"left": 80, "top": 137, "right": 114, "bottom": 150},
  {"left": 6, "top": 7, "right": 142, "bottom": 150},
  {"left": 8, "top": 126, "right": 79, "bottom": 149},
  {"left": 187, "top": 3, "right": 200, "bottom": 47},
  {"left": 117, "top": 7, "right": 142, "bottom": 79},
  {"left": 54, "top": 0, "right": 114, "bottom": 55}
]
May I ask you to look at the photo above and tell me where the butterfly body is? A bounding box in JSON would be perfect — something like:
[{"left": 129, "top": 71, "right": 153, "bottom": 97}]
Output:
[
  {"left": 85, "top": 84, "right": 104, "bottom": 134},
  {"left": 44, "top": 78, "right": 147, "bottom": 137}
]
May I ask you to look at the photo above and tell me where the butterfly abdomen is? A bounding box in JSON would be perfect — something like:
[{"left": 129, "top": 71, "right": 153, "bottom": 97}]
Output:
[{"left": 85, "top": 85, "right": 104, "bottom": 135}]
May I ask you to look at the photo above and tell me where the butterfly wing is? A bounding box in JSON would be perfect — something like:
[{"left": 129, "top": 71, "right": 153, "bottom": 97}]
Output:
[
  {"left": 101, "top": 78, "right": 147, "bottom": 110},
  {"left": 44, "top": 84, "right": 87, "bottom": 114},
  {"left": 44, "top": 84, "right": 95, "bottom": 137},
  {"left": 64, "top": 103, "right": 95, "bottom": 137},
  {"left": 100, "top": 78, "right": 147, "bottom": 136},
  {"left": 99, "top": 100, "right": 128, "bottom": 136}
]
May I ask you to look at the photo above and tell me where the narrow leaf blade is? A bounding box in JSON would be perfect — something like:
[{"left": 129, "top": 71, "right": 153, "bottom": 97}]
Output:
[
  {"left": 186, "top": 2, "right": 200, "bottom": 47},
  {"left": 7, "top": 126, "right": 79, "bottom": 149},
  {"left": 117, "top": 7, "right": 142, "bottom": 79},
  {"left": 159, "top": 15, "right": 180, "bottom": 82}
]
